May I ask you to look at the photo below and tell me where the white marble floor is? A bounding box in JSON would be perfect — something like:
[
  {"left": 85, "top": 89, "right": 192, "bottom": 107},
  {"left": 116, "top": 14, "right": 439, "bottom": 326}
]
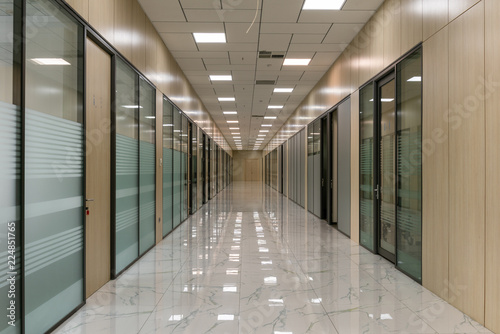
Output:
[{"left": 53, "top": 181, "right": 493, "bottom": 334}]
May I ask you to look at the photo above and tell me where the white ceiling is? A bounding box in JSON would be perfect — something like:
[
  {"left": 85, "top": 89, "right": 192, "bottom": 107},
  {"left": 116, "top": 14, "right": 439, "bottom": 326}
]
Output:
[{"left": 139, "top": 0, "right": 384, "bottom": 150}]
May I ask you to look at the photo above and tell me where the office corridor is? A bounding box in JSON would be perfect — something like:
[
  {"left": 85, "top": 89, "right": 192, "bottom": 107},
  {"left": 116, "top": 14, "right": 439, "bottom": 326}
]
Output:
[{"left": 53, "top": 182, "right": 491, "bottom": 334}]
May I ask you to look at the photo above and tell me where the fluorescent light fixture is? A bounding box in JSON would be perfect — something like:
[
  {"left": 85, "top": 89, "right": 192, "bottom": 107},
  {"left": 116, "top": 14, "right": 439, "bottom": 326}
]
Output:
[
  {"left": 218, "top": 97, "right": 235, "bottom": 102},
  {"left": 258, "top": 134, "right": 266, "bottom": 137},
  {"left": 31, "top": 58, "right": 70, "bottom": 65},
  {"left": 303, "top": 0, "right": 346, "bottom": 10},
  {"left": 259, "top": 130, "right": 269, "bottom": 133},
  {"left": 407, "top": 76, "right": 422, "bottom": 82},
  {"left": 262, "top": 124, "right": 273, "bottom": 127},
  {"left": 122, "top": 105, "right": 143, "bottom": 109},
  {"left": 229, "top": 127, "right": 240, "bottom": 130},
  {"left": 268, "top": 105, "right": 283, "bottom": 109},
  {"left": 210, "top": 75, "right": 232, "bottom": 81},
  {"left": 145, "top": 116, "right": 155, "bottom": 119},
  {"left": 226, "top": 120, "right": 239, "bottom": 123},
  {"left": 163, "top": 124, "right": 174, "bottom": 127},
  {"left": 231, "top": 132, "right": 240, "bottom": 135},
  {"left": 233, "top": 136, "right": 241, "bottom": 139},
  {"left": 223, "top": 111, "right": 237, "bottom": 114},
  {"left": 264, "top": 116, "right": 277, "bottom": 119},
  {"left": 274, "top": 88, "right": 294, "bottom": 93},
  {"left": 283, "top": 58, "right": 311, "bottom": 66},
  {"left": 193, "top": 33, "right": 226, "bottom": 43}
]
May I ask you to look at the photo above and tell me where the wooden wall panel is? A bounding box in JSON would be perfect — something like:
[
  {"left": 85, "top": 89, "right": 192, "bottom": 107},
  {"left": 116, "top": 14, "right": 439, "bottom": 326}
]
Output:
[
  {"left": 383, "top": 0, "right": 401, "bottom": 67},
  {"left": 66, "top": 0, "right": 88, "bottom": 20},
  {"left": 369, "top": 10, "right": 384, "bottom": 78},
  {"left": 449, "top": 0, "right": 482, "bottom": 22},
  {"left": 448, "top": 1, "right": 485, "bottom": 323},
  {"left": 340, "top": 52, "right": 352, "bottom": 97},
  {"left": 155, "top": 91, "right": 163, "bottom": 243},
  {"left": 401, "top": 0, "right": 423, "bottom": 53},
  {"left": 349, "top": 40, "right": 360, "bottom": 91},
  {"left": 350, "top": 89, "right": 359, "bottom": 243},
  {"left": 484, "top": 0, "right": 500, "bottom": 331},
  {"left": 422, "top": 0, "right": 448, "bottom": 40},
  {"left": 145, "top": 19, "right": 158, "bottom": 85},
  {"left": 422, "top": 26, "right": 449, "bottom": 300},
  {"left": 132, "top": 1, "right": 146, "bottom": 74},
  {"left": 89, "top": 0, "right": 114, "bottom": 44},
  {"left": 114, "top": 0, "right": 133, "bottom": 60}
]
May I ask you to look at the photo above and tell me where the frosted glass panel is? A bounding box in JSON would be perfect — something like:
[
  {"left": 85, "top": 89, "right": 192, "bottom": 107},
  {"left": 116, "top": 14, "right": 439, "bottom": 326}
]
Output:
[
  {"left": 0, "top": 102, "right": 21, "bottom": 334},
  {"left": 115, "top": 59, "right": 138, "bottom": 273},
  {"left": 181, "top": 115, "right": 188, "bottom": 221},
  {"left": 163, "top": 100, "right": 173, "bottom": 236},
  {"left": 139, "top": 79, "right": 155, "bottom": 254},
  {"left": 24, "top": 0, "right": 84, "bottom": 332}
]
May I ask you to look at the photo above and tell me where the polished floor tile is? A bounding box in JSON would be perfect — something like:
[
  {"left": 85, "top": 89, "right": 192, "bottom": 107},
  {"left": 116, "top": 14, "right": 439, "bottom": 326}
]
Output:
[{"left": 53, "top": 181, "right": 493, "bottom": 334}]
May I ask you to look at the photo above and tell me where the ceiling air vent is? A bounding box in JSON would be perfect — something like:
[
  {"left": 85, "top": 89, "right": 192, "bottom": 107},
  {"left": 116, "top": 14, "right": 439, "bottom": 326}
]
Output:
[
  {"left": 259, "top": 51, "right": 285, "bottom": 59},
  {"left": 255, "top": 80, "right": 276, "bottom": 85},
  {"left": 252, "top": 115, "right": 264, "bottom": 118}
]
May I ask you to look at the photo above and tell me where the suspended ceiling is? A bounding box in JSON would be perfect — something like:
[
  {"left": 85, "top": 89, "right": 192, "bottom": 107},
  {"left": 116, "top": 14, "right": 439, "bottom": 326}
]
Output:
[{"left": 138, "top": 0, "right": 385, "bottom": 150}]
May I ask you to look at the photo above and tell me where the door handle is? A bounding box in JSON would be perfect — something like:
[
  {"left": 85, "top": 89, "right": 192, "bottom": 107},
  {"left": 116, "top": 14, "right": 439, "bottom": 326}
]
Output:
[
  {"left": 374, "top": 185, "right": 379, "bottom": 200},
  {"left": 85, "top": 199, "right": 94, "bottom": 202}
]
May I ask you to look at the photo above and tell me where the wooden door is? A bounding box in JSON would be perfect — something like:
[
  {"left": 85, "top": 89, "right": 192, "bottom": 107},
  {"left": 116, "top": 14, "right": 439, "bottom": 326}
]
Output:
[{"left": 85, "top": 38, "right": 111, "bottom": 298}]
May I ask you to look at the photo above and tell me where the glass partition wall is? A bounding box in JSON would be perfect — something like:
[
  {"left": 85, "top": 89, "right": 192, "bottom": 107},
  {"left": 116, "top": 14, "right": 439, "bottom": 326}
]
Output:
[
  {"left": 359, "top": 48, "right": 422, "bottom": 281},
  {"left": 24, "top": 1, "right": 85, "bottom": 332},
  {"left": 163, "top": 99, "right": 174, "bottom": 236}
]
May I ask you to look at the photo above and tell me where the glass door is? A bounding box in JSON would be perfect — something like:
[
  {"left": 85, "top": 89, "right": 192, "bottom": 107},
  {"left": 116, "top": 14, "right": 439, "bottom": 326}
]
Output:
[{"left": 378, "top": 74, "right": 397, "bottom": 261}]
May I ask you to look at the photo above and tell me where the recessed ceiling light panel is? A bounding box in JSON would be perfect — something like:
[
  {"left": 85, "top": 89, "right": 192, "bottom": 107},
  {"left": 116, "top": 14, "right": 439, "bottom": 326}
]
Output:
[
  {"left": 210, "top": 75, "right": 232, "bottom": 81},
  {"left": 302, "top": 0, "right": 346, "bottom": 10},
  {"left": 273, "top": 88, "right": 294, "bottom": 93},
  {"left": 283, "top": 58, "right": 311, "bottom": 66},
  {"left": 193, "top": 33, "right": 226, "bottom": 43},
  {"left": 223, "top": 111, "right": 237, "bottom": 114},
  {"left": 218, "top": 97, "right": 236, "bottom": 102}
]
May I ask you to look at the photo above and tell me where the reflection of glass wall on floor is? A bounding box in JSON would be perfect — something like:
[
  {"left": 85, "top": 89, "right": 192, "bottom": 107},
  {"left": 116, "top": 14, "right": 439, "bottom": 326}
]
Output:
[{"left": 24, "top": 0, "right": 85, "bottom": 332}]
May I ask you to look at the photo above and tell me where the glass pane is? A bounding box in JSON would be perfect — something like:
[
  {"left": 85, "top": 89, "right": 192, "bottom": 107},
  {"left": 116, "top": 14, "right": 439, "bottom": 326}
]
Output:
[
  {"left": 162, "top": 100, "right": 173, "bottom": 236},
  {"left": 24, "top": 0, "right": 84, "bottom": 332},
  {"left": 0, "top": 1, "right": 21, "bottom": 332},
  {"left": 115, "top": 58, "right": 138, "bottom": 273},
  {"left": 396, "top": 50, "right": 422, "bottom": 280},
  {"left": 172, "top": 109, "right": 181, "bottom": 228},
  {"left": 379, "top": 79, "right": 397, "bottom": 255},
  {"left": 181, "top": 115, "right": 188, "bottom": 221},
  {"left": 359, "top": 83, "right": 375, "bottom": 252},
  {"left": 307, "top": 124, "right": 314, "bottom": 212},
  {"left": 313, "top": 120, "right": 321, "bottom": 216},
  {"left": 191, "top": 125, "right": 197, "bottom": 213},
  {"left": 139, "top": 79, "right": 155, "bottom": 254}
]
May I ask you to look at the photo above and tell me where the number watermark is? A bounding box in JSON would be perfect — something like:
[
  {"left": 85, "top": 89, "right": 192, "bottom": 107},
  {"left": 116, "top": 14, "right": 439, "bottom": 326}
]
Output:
[{"left": 6, "top": 221, "right": 16, "bottom": 327}]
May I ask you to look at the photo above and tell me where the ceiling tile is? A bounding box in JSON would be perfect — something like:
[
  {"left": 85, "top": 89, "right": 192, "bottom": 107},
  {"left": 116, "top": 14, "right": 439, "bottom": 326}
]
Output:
[
  {"left": 171, "top": 51, "right": 229, "bottom": 59},
  {"left": 159, "top": 33, "right": 198, "bottom": 51},
  {"left": 343, "top": 0, "right": 385, "bottom": 11},
  {"left": 205, "top": 64, "right": 255, "bottom": 71},
  {"left": 197, "top": 43, "right": 257, "bottom": 52},
  {"left": 229, "top": 51, "right": 257, "bottom": 64},
  {"left": 152, "top": 22, "right": 224, "bottom": 33},
  {"left": 323, "top": 23, "right": 364, "bottom": 44},
  {"left": 139, "top": 0, "right": 186, "bottom": 22},
  {"left": 288, "top": 43, "right": 344, "bottom": 52},
  {"left": 310, "top": 52, "right": 342, "bottom": 66},
  {"left": 179, "top": 0, "right": 221, "bottom": 9},
  {"left": 225, "top": 22, "right": 259, "bottom": 43},
  {"left": 300, "top": 71, "right": 325, "bottom": 81},
  {"left": 184, "top": 9, "right": 260, "bottom": 22},
  {"left": 261, "top": 0, "right": 302, "bottom": 23},
  {"left": 261, "top": 23, "right": 331, "bottom": 34},
  {"left": 176, "top": 58, "right": 206, "bottom": 71},
  {"left": 290, "top": 34, "right": 325, "bottom": 44},
  {"left": 259, "top": 33, "right": 292, "bottom": 51},
  {"left": 203, "top": 58, "right": 230, "bottom": 65}
]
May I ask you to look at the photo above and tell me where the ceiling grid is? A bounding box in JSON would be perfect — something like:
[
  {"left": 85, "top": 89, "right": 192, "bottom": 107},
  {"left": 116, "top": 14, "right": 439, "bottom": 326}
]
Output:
[{"left": 139, "top": 0, "right": 384, "bottom": 150}]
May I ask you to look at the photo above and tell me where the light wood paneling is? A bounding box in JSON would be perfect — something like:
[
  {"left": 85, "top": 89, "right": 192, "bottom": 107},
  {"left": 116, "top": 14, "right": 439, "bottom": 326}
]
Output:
[
  {"left": 114, "top": 0, "right": 134, "bottom": 60},
  {"left": 422, "top": 0, "right": 448, "bottom": 40},
  {"left": 85, "top": 38, "right": 111, "bottom": 298},
  {"left": 484, "top": 0, "right": 500, "bottom": 331},
  {"left": 145, "top": 19, "right": 158, "bottom": 85},
  {"left": 132, "top": 0, "right": 146, "bottom": 73},
  {"left": 350, "top": 89, "right": 359, "bottom": 243},
  {"left": 449, "top": 0, "right": 481, "bottom": 22},
  {"left": 340, "top": 51, "right": 352, "bottom": 96},
  {"left": 422, "top": 26, "right": 449, "bottom": 300},
  {"left": 66, "top": 0, "right": 89, "bottom": 20},
  {"left": 155, "top": 91, "right": 163, "bottom": 243},
  {"left": 448, "top": 1, "right": 485, "bottom": 323},
  {"left": 370, "top": 10, "right": 384, "bottom": 78},
  {"left": 401, "top": 0, "right": 423, "bottom": 53},
  {"left": 244, "top": 159, "right": 261, "bottom": 181},
  {"left": 349, "top": 40, "right": 360, "bottom": 91},
  {"left": 89, "top": 0, "right": 115, "bottom": 45},
  {"left": 383, "top": 0, "right": 401, "bottom": 67}
]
